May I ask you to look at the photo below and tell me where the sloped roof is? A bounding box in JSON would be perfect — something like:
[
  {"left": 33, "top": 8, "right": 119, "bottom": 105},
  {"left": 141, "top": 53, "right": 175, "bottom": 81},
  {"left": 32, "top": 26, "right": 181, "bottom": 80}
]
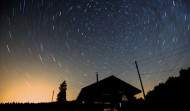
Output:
[{"left": 77, "top": 75, "right": 141, "bottom": 101}]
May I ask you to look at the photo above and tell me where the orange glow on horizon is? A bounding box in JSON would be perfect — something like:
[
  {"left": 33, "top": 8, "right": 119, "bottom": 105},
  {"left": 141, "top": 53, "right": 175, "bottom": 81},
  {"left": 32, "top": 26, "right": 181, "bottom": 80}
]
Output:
[
  {"left": 0, "top": 69, "right": 76, "bottom": 103},
  {"left": 0, "top": 81, "right": 77, "bottom": 103},
  {"left": 0, "top": 65, "right": 168, "bottom": 103}
]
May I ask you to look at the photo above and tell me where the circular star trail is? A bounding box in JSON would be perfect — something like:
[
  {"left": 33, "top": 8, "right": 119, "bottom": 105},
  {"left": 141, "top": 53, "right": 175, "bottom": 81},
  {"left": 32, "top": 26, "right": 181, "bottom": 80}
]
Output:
[{"left": 0, "top": 0, "right": 190, "bottom": 103}]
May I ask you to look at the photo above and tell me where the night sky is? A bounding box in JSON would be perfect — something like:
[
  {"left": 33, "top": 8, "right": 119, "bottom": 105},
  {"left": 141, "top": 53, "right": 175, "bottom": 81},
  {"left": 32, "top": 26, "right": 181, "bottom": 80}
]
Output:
[{"left": 0, "top": 0, "right": 190, "bottom": 103}]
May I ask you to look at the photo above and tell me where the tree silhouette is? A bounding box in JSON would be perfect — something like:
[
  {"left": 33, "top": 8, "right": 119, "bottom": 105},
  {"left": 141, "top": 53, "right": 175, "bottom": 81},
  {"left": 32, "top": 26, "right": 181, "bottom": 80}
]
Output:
[{"left": 57, "top": 81, "right": 67, "bottom": 102}]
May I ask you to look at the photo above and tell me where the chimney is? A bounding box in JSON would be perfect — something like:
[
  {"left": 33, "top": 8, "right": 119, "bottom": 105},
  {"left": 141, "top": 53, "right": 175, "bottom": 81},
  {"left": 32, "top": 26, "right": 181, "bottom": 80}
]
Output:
[{"left": 96, "top": 72, "right": 98, "bottom": 82}]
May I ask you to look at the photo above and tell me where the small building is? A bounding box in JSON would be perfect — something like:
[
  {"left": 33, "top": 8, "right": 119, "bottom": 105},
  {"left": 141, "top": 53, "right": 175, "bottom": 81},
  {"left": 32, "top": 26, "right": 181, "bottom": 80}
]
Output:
[{"left": 77, "top": 75, "right": 141, "bottom": 110}]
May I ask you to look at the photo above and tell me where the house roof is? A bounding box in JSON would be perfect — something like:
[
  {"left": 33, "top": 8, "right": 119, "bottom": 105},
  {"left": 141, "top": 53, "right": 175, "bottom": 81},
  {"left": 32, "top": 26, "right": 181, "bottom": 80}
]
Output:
[{"left": 77, "top": 75, "right": 141, "bottom": 101}]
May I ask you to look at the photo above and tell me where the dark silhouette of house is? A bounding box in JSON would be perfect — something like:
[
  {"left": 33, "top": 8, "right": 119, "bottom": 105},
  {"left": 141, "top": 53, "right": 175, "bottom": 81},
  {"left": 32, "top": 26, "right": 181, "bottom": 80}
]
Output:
[{"left": 76, "top": 75, "right": 141, "bottom": 110}]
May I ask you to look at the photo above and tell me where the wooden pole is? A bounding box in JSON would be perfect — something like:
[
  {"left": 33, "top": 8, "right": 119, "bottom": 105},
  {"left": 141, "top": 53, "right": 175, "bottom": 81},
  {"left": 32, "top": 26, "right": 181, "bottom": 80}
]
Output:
[
  {"left": 135, "top": 61, "right": 146, "bottom": 100},
  {"left": 52, "top": 90, "right": 54, "bottom": 102}
]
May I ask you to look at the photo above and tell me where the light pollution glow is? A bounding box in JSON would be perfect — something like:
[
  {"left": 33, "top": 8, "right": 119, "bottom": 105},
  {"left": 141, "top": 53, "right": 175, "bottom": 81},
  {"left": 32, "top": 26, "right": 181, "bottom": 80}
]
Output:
[{"left": 0, "top": 66, "right": 179, "bottom": 103}]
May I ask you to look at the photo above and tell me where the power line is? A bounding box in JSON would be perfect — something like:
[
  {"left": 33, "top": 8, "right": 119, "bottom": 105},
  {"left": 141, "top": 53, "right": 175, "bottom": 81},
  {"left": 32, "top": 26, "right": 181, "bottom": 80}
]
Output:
[
  {"left": 70, "top": 44, "right": 190, "bottom": 86},
  {"left": 68, "top": 62, "right": 190, "bottom": 90},
  {"left": 141, "top": 66, "right": 189, "bottom": 75},
  {"left": 138, "top": 44, "right": 190, "bottom": 64},
  {"left": 66, "top": 45, "right": 190, "bottom": 91}
]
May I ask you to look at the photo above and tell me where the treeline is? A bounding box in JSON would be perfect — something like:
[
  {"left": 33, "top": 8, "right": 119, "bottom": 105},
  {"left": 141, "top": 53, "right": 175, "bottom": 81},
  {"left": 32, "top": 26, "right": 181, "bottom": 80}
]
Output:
[
  {"left": 146, "top": 67, "right": 189, "bottom": 103},
  {"left": 144, "top": 67, "right": 190, "bottom": 110}
]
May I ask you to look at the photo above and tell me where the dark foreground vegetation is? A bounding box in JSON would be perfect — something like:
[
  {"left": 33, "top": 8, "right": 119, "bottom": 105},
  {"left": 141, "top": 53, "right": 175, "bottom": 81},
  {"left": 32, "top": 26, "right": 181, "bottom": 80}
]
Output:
[{"left": 1, "top": 68, "right": 190, "bottom": 111}]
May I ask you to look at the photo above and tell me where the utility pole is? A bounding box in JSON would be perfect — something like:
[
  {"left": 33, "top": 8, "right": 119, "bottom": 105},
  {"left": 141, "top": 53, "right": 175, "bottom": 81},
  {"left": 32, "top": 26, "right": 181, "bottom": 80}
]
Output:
[
  {"left": 135, "top": 61, "right": 146, "bottom": 100},
  {"left": 96, "top": 72, "right": 99, "bottom": 82},
  {"left": 52, "top": 90, "right": 54, "bottom": 102}
]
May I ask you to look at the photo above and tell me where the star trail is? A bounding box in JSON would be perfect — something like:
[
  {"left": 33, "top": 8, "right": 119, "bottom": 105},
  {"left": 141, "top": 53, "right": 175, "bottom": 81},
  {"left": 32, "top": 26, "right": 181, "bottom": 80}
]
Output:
[{"left": 0, "top": 0, "right": 190, "bottom": 103}]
